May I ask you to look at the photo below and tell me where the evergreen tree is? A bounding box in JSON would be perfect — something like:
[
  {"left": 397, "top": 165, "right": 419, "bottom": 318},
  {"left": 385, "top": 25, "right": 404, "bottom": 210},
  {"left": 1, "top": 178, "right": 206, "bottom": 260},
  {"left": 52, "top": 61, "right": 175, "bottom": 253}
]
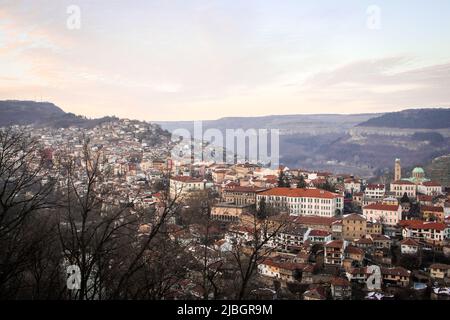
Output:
[
  {"left": 297, "top": 175, "right": 307, "bottom": 188},
  {"left": 278, "top": 170, "right": 290, "bottom": 187},
  {"left": 257, "top": 198, "right": 267, "bottom": 219},
  {"left": 400, "top": 192, "right": 410, "bottom": 204},
  {"left": 318, "top": 180, "right": 336, "bottom": 192}
]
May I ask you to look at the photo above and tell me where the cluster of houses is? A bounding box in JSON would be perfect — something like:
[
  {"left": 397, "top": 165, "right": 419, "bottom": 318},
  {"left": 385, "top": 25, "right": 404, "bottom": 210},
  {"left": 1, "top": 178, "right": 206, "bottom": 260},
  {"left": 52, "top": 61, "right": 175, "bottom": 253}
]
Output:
[
  {"left": 16, "top": 120, "right": 450, "bottom": 300},
  {"left": 165, "top": 157, "right": 449, "bottom": 299}
]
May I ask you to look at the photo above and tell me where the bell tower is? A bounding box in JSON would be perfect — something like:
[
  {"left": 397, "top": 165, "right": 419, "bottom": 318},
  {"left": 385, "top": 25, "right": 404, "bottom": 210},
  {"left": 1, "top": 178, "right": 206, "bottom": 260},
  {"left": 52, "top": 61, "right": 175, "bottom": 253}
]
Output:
[{"left": 394, "top": 158, "right": 401, "bottom": 181}]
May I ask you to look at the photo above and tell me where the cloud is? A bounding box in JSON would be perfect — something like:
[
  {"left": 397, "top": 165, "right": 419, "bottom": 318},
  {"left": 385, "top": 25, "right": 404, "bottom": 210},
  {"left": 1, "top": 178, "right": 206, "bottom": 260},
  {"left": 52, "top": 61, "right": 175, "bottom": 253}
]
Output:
[{"left": 296, "top": 57, "right": 450, "bottom": 111}]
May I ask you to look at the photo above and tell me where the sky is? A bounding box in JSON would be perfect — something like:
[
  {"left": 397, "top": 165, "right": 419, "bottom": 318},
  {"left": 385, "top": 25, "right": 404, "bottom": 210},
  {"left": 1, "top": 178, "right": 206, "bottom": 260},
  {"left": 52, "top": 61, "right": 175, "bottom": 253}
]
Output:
[{"left": 1, "top": 0, "right": 450, "bottom": 121}]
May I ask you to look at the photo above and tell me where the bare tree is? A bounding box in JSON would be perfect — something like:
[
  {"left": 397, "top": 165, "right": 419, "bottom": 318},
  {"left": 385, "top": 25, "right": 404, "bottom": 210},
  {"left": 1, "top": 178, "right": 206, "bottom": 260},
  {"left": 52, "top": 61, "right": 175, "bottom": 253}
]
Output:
[
  {"left": 0, "top": 128, "right": 56, "bottom": 298},
  {"left": 229, "top": 209, "right": 289, "bottom": 300}
]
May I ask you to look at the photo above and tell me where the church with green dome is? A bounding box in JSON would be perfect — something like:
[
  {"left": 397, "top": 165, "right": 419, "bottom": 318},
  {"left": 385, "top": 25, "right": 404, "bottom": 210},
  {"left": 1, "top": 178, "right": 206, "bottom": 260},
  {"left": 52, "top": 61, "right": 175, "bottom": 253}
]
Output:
[{"left": 402, "top": 167, "right": 430, "bottom": 184}]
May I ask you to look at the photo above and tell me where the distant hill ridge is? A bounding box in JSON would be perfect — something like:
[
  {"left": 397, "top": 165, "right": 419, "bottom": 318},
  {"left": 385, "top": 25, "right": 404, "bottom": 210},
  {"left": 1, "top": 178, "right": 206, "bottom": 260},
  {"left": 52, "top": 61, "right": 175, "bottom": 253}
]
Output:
[
  {"left": 0, "top": 100, "right": 118, "bottom": 128},
  {"left": 357, "top": 108, "right": 450, "bottom": 129}
]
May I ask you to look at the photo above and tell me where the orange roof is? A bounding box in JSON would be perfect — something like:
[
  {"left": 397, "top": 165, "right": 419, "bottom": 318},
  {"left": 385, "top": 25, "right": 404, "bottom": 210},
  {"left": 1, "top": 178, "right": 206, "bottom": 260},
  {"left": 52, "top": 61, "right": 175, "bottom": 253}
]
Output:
[
  {"left": 370, "top": 234, "right": 390, "bottom": 241},
  {"left": 381, "top": 267, "right": 410, "bottom": 277},
  {"left": 422, "top": 181, "right": 441, "bottom": 187},
  {"left": 309, "top": 229, "right": 331, "bottom": 237},
  {"left": 400, "top": 238, "right": 419, "bottom": 246},
  {"left": 259, "top": 187, "right": 341, "bottom": 199},
  {"left": 355, "top": 238, "right": 373, "bottom": 245},
  {"left": 324, "top": 239, "right": 343, "bottom": 248},
  {"left": 418, "top": 195, "right": 433, "bottom": 201},
  {"left": 420, "top": 205, "right": 444, "bottom": 213},
  {"left": 399, "top": 220, "right": 447, "bottom": 231},
  {"left": 392, "top": 180, "right": 415, "bottom": 185},
  {"left": 343, "top": 213, "right": 366, "bottom": 221},
  {"left": 366, "top": 184, "right": 385, "bottom": 190},
  {"left": 363, "top": 203, "right": 400, "bottom": 211},
  {"left": 331, "top": 277, "right": 350, "bottom": 286},
  {"left": 345, "top": 245, "right": 364, "bottom": 255}
]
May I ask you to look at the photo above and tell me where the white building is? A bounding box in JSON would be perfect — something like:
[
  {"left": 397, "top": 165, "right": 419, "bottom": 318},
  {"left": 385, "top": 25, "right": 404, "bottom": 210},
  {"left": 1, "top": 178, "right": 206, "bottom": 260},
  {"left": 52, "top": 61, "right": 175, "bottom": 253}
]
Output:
[
  {"left": 390, "top": 180, "right": 416, "bottom": 198},
  {"left": 363, "top": 203, "right": 402, "bottom": 226},
  {"left": 399, "top": 220, "right": 450, "bottom": 245},
  {"left": 364, "top": 184, "right": 385, "bottom": 199},
  {"left": 400, "top": 238, "right": 419, "bottom": 255},
  {"left": 418, "top": 181, "right": 443, "bottom": 196},
  {"left": 344, "top": 178, "right": 361, "bottom": 194},
  {"left": 256, "top": 187, "right": 344, "bottom": 217},
  {"left": 169, "top": 176, "right": 207, "bottom": 199}
]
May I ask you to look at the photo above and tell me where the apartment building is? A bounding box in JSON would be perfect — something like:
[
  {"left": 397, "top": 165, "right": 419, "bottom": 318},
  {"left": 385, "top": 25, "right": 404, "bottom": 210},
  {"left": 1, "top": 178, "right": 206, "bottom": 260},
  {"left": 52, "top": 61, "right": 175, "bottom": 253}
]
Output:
[
  {"left": 256, "top": 187, "right": 344, "bottom": 217},
  {"left": 400, "top": 220, "right": 450, "bottom": 246},
  {"left": 363, "top": 203, "right": 402, "bottom": 226},
  {"left": 342, "top": 214, "right": 367, "bottom": 240},
  {"left": 222, "top": 186, "right": 268, "bottom": 206},
  {"left": 390, "top": 180, "right": 416, "bottom": 198},
  {"left": 364, "top": 184, "right": 385, "bottom": 199}
]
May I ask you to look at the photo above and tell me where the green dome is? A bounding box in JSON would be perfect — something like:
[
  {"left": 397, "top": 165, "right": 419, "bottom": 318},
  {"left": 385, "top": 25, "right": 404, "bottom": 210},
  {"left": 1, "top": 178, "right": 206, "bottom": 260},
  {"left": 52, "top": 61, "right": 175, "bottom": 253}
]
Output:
[{"left": 412, "top": 167, "right": 425, "bottom": 174}]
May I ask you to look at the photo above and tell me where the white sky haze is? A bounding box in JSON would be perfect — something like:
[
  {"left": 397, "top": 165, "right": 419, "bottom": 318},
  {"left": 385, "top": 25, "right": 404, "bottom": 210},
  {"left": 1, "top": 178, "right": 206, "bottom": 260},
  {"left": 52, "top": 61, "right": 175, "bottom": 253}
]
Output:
[{"left": 1, "top": 0, "right": 450, "bottom": 120}]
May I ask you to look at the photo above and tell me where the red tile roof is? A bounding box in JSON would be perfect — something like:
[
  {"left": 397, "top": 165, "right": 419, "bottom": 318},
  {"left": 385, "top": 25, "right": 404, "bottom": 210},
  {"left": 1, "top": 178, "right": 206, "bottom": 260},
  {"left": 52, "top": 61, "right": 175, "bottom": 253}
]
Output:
[
  {"left": 392, "top": 180, "right": 415, "bottom": 185},
  {"left": 259, "top": 187, "right": 341, "bottom": 199},
  {"left": 430, "top": 263, "right": 450, "bottom": 270},
  {"left": 400, "top": 238, "right": 419, "bottom": 246},
  {"left": 399, "top": 220, "right": 447, "bottom": 231},
  {"left": 343, "top": 213, "right": 366, "bottom": 221},
  {"left": 309, "top": 229, "right": 331, "bottom": 237},
  {"left": 421, "top": 181, "right": 442, "bottom": 187},
  {"left": 331, "top": 277, "right": 350, "bottom": 286},
  {"left": 345, "top": 245, "right": 364, "bottom": 255},
  {"left": 355, "top": 238, "right": 373, "bottom": 245},
  {"left": 370, "top": 234, "right": 391, "bottom": 241},
  {"left": 363, "top": 203, "right": 400, "bottom": 211},
  {"left": 366, "top": 184, "right": 385, "bottom": 190},
  {"left": 418, "top": 195, "right": 433, "bottom": 201},
  {"left": 420, "top": 205, "right": 444, "bottom": 213},
  {"left": 324, "top": 240, "right": 343, "bottom": 248},
  {"left": 381, "top": 267, "right": 410, "bottom": 277}
]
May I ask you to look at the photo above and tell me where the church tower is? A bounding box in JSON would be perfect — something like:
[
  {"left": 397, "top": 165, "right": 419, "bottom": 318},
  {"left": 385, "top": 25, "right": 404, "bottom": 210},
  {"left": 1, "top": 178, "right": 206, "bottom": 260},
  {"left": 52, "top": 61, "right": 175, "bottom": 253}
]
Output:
[{"left": 394, "top": 158, "right": 401, "bottom": 181}]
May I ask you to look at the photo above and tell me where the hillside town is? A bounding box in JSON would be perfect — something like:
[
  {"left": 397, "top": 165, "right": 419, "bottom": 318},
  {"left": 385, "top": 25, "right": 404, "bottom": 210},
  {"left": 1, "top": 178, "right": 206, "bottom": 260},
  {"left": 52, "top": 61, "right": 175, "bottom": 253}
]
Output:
[{"left": 3, "top": 119, "right": 450, "bottom": 300}]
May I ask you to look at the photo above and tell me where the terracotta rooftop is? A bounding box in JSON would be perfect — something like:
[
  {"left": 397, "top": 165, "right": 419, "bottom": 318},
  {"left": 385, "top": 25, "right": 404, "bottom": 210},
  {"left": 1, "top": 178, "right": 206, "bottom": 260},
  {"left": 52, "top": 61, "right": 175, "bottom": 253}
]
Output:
[
  {"left": 399, "top": 220, "right": 447, "bottom": 231},
  {"left": 331, "top": 277, "right": 350, "bottom": 286},
  {"left": 363, "top": 203, "right": 400, "bottom": 211},
  {"left": 294, "top": 215, "right": 338, "bottom": 226},
  {"left": 392, "top": 180, "right": 415, "bottom": 185},
  {"left": 381, "top": 267, "right": 410, "bottom": 277},
  {"left": 343, "top": 213, "right": 366, "bottom": 221},
  {"left": 420, "top": 205, "right": 444, "bottom": 213},
  {"left": 400, "top": 238, "right": 419, "bottom": 246},
  {"left": 309, "top": 229, "right": 331, "bottom": 237},
  {"left": 366, "top": 184, "right": 385, "bottom": 189},
  {"left": 258, "top": 187, "right": 341, "bottom": 199},
  {"left": 430, "top": 263, "right": 450, "bottom": 270},
  {"left": 324, "top": 239, "right": 344, "bottom": 248},
  {"left": 421, "top": 181, "right": 442, "bottom": 187}
]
